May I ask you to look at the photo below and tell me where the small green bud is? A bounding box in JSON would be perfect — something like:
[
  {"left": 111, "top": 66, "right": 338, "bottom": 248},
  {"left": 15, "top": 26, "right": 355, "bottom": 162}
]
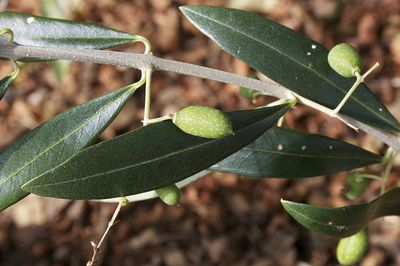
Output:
[
  {"left": 173, "top": 106, "right": 233, "bottom": 139},
  {"left": 328, "top": 43, "right": 363, "bottom": 77},
  {"left": 156, "top": 184, "right": 181, "bottom": 206},
  {"left": 239, "top": 74, "right": 261, "bottom": 100},
  {"left": 119, "top": 197, "right": 129, "bottom": 206},
  {"left": 336, "top": 229, "right": 368, "bottom": 265},
  {"left": 345, "top": 172, "right": 369, "bottom": 200},
  {"left": 240, "top": 86, "right": 261, "bottom": 100}
]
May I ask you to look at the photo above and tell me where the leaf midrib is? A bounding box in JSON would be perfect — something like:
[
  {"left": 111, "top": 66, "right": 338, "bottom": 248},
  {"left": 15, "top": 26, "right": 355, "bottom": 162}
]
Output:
[
  {"left": 184, "top": 8, "right": 390, "bottom": 126},
  {"left": 0, "top": 87, "right": 131, "bottom": 187},
  {"left": 241, "top": 147, "right": 380, "bottom": 161}
]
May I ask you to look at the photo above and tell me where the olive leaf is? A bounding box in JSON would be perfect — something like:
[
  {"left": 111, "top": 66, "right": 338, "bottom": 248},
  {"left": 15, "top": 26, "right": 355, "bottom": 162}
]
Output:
[
  {"left": 22, "top": 103, "right": 291, "bottom": 200},
  {"left": 180, "top": 5, "right": 400, "bottom": 132},
  {"left": 211, "top": 126, "right": 382, "bottom": 178},
  {"left": 281, "top": 187, "right": 400, "bottom": 238},
  {"left": 0, "top": 11, "right": 142, "bottom": 54},
  {"left": 0, "top": 84, "right": 137, "bottom": 211}
]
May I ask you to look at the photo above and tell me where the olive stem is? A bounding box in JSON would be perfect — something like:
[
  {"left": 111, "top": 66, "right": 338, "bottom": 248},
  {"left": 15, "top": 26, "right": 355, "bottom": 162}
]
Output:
[
  {"left": 380, "top": 148, "right": 397, "bottom": 195},
  {"left": 361, "top": 62, "right": 380, "bottom": 82},
  {"left": 132, "top": 35, "right": 152, "bottom": 54},
  {"left": 142, "top": 68, "right": 153, "bottom": 126},
  {"left": 144, "top": 114, "right": 174, "bottom": 124},
  {"left": 0, "top": 28, "right": 14, "bottom": 42},
  {"left": 331, "top": 62, "right": 380, "bottom": 116},
  {"left": 277, "top": 116, "right": 284, "bottom": 127},
  {"left": 332, "top": 74, "right": 362, "bottom": 115},
  {"left": 355, "top": 173, "right": 381, "bottom": 181}
]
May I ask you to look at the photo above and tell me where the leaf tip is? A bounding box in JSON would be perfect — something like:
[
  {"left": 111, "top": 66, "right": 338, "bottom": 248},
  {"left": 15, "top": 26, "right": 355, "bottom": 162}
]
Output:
[{"left": 178, "top": 5, "right": 190, "bottom": 15}]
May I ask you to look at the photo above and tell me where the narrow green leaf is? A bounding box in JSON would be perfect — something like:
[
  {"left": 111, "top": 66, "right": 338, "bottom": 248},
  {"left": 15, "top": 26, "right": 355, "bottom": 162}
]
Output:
[
  {"left": 0, "top": 85, "right": 136, "bottom": 211},
  {"left": 211, "top": 126, "right": 382, "bottom": 178},
  {"left": 281, "top": 188, "right": 400, "bottom": 238},
  {"left": 22, "top": 104, "right": 291, "bottom": 199},
  {"left": 0, "top": 61, "right": 19, "bottom": 100},
  {"left": 180, "top": 5, "right": 400, "bottom": 132},
  {"left": 0, "top": 11, "right": 139, "bottom": 51}
]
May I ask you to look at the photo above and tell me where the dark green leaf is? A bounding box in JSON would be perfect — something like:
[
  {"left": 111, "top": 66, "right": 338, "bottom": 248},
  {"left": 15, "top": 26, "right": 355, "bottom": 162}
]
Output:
[
  {"left": 281, "top": 187, "right": 400, "bottom": 238},
  {"left": 0, "top": 11, "right": 138, "bottom": 51},
  {"left": 22, "top": 103, "right": 291, "bottom": 199},
  {"left": 0, "top": 85, "right": 135, "bottom": 211},
  {"left": 0, "top": 61, "right": 19, "bottom": 100},
  {"left": 180, "top": 5, "right": 400, "bottom": 132},
  {"left": 211, "top": 126, "right": 382, "bottom": 178}
]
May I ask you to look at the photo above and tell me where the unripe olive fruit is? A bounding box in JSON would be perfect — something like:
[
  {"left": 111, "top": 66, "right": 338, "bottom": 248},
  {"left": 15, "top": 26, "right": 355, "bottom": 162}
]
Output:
[
  {"left": 328, "top": 43, "right": 363, "bottom": 77},
  {"left": 173, "top": 106, "right": 233, "bottom": 139},
  {"left": 345, "top": 172, "right": 369, "bottom": 200},
  {"left": 336, "top": 229, "right": 368, "bottom": 265},
  {"left": 156, "top": 184, "right": 181, "bottom": 206}
]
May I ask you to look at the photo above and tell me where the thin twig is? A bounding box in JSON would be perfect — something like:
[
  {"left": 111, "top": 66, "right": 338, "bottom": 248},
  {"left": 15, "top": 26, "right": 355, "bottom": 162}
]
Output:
[
  {"left": 0, "top": 43, "right": 399, "bottom": 151},
  {"left": 87, "top": 202, "right": 123, "bottom": 266}
]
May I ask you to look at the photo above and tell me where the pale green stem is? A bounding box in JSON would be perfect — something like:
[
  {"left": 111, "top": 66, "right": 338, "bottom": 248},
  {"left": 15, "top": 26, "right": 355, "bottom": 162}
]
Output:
[
  {"left": 145, "top": 114, "right": 173, "bottom": 124},
  {"left": 277, "top": 116, "right": 284, "bottom": 127},
  {"left": 142, "top": 68, "right": 153, "bottom": 126},
  {"left": 380, "top": 148, "right": 397, "bottom": 195},
  {"left": 332, "top": 73, "right": 362, "bottom": 115},
  {"left": 130, "top": 69, "right": 147, "bottom": 91},
  {"left": 332, "top": 62, "right": 380, "bottom": 116},
  {"left": 10, "top": 60, "right": 20, "bottom": 77},
  {"left": 361, "top": 62, "right": 380, "bottom": 81},
  {"left": 132, "top": 35, "right": 152, "bottom": 54},
  {"left": 0, "top": 28, "right": 14, "bottom": 42},
  {"left": 356, "top": 173, "right": 382, "bottom": 181}
]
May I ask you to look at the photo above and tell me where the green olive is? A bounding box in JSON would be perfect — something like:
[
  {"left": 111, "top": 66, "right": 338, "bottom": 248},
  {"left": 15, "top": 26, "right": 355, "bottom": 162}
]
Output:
[
  {"left": 156, "top": 184, "right": 181, "bottom": 206},
  {"left": 328, "top": 43, "right": 363, "bottom": 77},
  {"left": 336, "top": 229, "right": 368, "bottom": 265},
  {"left": 173, "top": 106, "right": 233, "bottom": 139}
]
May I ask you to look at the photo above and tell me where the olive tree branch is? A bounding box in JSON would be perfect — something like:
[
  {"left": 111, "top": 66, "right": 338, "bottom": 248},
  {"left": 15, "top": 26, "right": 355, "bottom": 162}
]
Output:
[{"left": 1, "top": 43, "right": 399, "bottom": 151}]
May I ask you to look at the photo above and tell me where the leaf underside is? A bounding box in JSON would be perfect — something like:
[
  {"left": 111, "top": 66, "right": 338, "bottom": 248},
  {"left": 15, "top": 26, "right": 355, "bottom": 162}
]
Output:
[
  {"left": 180, "top": 5, "right": 400, "bottom": 132},
  {"left": 0, "top": 85, "right": 135, "bottom": 211},
  {"left": 22, "top": 104, "right": 291, "bottom": 200},
  {"left": 282, "top": 187, "right": 400, "bottom": 238},
  {"left": 0, "top": 11, "right": 137, "bottom": 53},
  {"left": 211, "top": 126, "right": 381, "bottom": 178}
]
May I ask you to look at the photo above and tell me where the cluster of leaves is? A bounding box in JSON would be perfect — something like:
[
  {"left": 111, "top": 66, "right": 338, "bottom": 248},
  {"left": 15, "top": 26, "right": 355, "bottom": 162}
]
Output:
[{"left": 0, "top": 4, "right": 399, "bottom": 263}]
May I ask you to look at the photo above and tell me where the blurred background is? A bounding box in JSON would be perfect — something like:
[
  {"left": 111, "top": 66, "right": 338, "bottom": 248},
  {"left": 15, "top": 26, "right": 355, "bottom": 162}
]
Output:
[{"left": 0, "top": 0, "right": 400, "bottom": 265}]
